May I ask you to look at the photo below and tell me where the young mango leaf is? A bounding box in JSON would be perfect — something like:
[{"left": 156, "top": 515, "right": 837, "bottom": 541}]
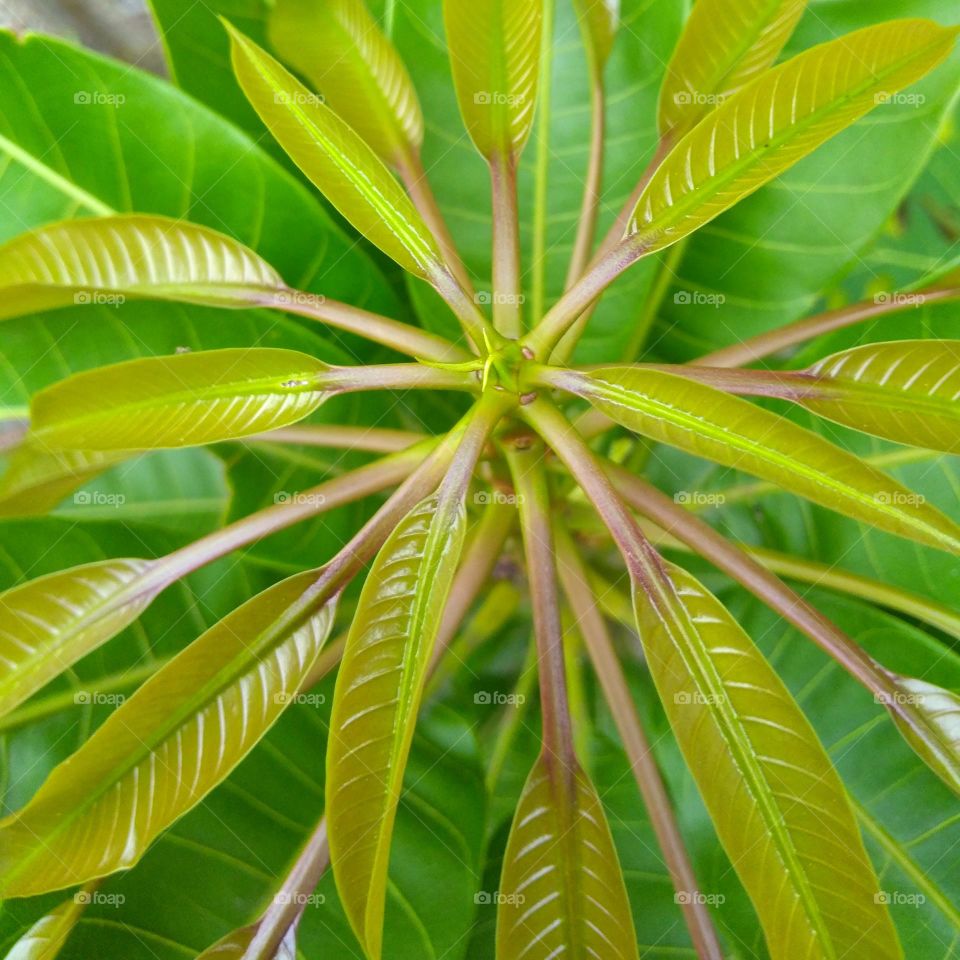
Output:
[
  {"left": 632, "top": 19, "right": 958, "bottom": 253},
  {"left": 632, "top": 561, "right": 901, "bottom": 960},
  {"left": 226, "top": 24, "right": 447, "bottom": 283},
  {"left": 197, "top": 927, "right": 296, "bottom": 960},
  {"left": 268, "top": 0, "right": 424, "bottom": 168},
  {"left": 0, "top": 569, "right": 337, "bottom": 898},
  {"left": 0, "top": 444, "right": 132, "bottom": 517},
  {"left": 798, "top": 340, "right": 960, "bottom": 453},
  {"left": 2, "top": 883, "right": 93, "bottom": 960},
  {"left": 496, "top": 751, "right": 639, "bottom": 960},
  {"left": 29, "top": 348, "right": 331, "bottom": 451},
  {"left": 552, "top": 366, "right": 960, "bottom": 554},
  {"left": 573, "top": 0, "right": 620, "bottom": 76},
  {"left": 658, "top": 0, "right": 807, "bottom": 138},
  {"left": 444, "top": 0, "right": 543, "bottom": 159},
  {"left": 886, "top": 675, "right": 960, "bottom": 796},
  {"left": 0, "top": 215, "right": 285, "bottom": 321},
  {"left": 326, "top": 493, "right": 467, "bottom": 960},
  {"left": 0, "top": 558, "right": 158, "bottom": 718}
]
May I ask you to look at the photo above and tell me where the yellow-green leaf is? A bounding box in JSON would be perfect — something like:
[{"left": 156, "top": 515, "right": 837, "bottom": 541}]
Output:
[
  {"left": 0, "top": 215, "right": 284, "bottom": 321},
  {"left": 886, "top": 675, "right": 960, "bottom": 797},
  {"left": 496, "top": 751, "right": 639, "bottom": 960},
  {"left": 573, "top": 0, "right": 620, "bottom": 75},
  {"left": 632, "top": 20, "right": 958, "bottom": 253},
  {"left": 0, "top": 443, "right": 130, "bottom": 517},
  {"left": 197, "top": 924, "right": 296, "bottom": 960},
  {"left": 268, "top": 0, "right": 423, "bottom": 167},
  {"left": 226, "top": 23, "right": 446, "bottom": 281},
  {"left": 1, "top": 884, "right": 93, "bottom": 959},
  {"left": 632, "top": 561, "right": 901, "bottom": 960},
  {"left": 30, "top": 348, "right": 330, "bottom": 451},
  {"left": 0, "top": 558, "right": 158, "bottom": 718},
  {"left": 444, "top": 0, "right": 543, "bottom": 159},
  {"left": 551, "top": 366, "right": 960, "bottom": 554},
  {"left": 658, "top": 0, "right": 807, "bottom": 137},
  {"left": 799, "top": 340, "right": 960, "bottom": 453},
  {"left": 0, "top": 570, "right": 336, "bottom": 897},
  {"left": 327, "top": 494, "right": 467, "bottom": 960}
]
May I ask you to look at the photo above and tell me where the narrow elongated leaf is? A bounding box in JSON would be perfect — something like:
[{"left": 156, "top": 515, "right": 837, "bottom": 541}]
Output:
[
  {"left": 30, "top": 348, "right": 330, "bottom": 451},
  {"left": 573, "top": 0, "right": 620, "bottom": 75},
  {"left": 0, "top": 570, "right": 336, "bottom": 897},
  {"left": 0, "top": 558, "right": 158, "bottom": 718},
  {"left": 496, "top": 751, "right": 639, "bottom": 960},
  {"left": 799, "top": 340, "right": 960, "bottom": 453},
  {"left": 444, "top": 0, "right": 543, "bottom": 158},
  {"left": 0, "top": 444, "right": 131, "bottom": 516},
  {"left": 327, "top": 494, "right": 467, "bottom": 960},
  {"left": 886, "top": 675, "right": 960, "bottom": 796},
  {"left": 3, "top": 885, "right": 91, "bottom": 960},
  {"left": 268, "top": 0, "right": 423, "bottom": 167},
  {"left": 226, "top": 24, "right": 446, "bottom": 281},
  {"left": 632, "top": 20, "right": 958, "bottom": 252},
  {"left": 555, "top": 366, "right": 960, "bottom": 554},
  {"left": 658, "top": 0, "right": 807, "bottom": 137},
  {"left": 0, "top": 215, "right": 285, "bottom": 321},
  {"left": 632, "top": 561, "right": 901, "bottom": 960}
]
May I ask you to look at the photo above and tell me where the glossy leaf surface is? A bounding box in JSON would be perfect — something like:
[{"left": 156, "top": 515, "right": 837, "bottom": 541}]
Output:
[
  {"left": 327, "top": 494, "right": 467, "bottom": 960},
  {"left": 561, "top": 366, "right": 960, "bottom": 554},
  {"left": 0, "top": 215, "right": 284, "bottom": 322},
  {"left": 226, "top": 25, "right": 446, "bottom": 281},
  {"left": 658, "top": 0, "right": 807, "bottom": 137},
  {"left": 800, "top": 340, "right": 960, "bottom": 453},
  {"left": 0, "top": 444, "right": 130, "bottom": 517},
  {"left": 573, "top": 0, "right": 620, "bottom": 74},
  {"left": 632, "top": 561, "right": 901, "bottom": 960},
  {"left": 0, "top": 558, "right": 157, "bottom": 718},
  {"left": 30, "top": 349, "right": 330, "bottom": 451},
  {"left": 269, "top": 0, "right": 423, "bottom": 167},
  {"left": 632, "top": 20, "right": 958, "bottom": 253},
  {"left": 2, "top": 887, "right": 89, "bottom": 960},
  {"left": 887, "top": 675, "right": 960, "bottom": 796},
  {"left": 444, "top": 0, "right": 542, "bottom": 158},
  {"left": 0, "top": 570, "right": 336, "bottom": 897},
  {"left": 496, "top": 751, "right": 639, "bottom": 960}
]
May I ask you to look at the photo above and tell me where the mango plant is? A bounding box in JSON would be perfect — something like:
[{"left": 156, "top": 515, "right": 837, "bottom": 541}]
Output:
[{"left": 1, "top": 1, "right": 959, "bottom": 958}]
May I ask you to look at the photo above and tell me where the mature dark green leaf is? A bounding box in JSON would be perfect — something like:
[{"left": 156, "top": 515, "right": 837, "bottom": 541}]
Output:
[
  {"left": 443, "top": 0, "right": 542, "bottom": 160},
  {"left": 632, "top": 562, "right": 900, "bottom": 960},
  {"left": 0, "top": 215, "right": 285, "bottom": 321},
  {"left": 0, "top": 569, "right": 336, "bottom": 898},
  {"left": 658, "top": 0, "right": 807, "bottom": 138},
  {"left": 550, "top": 366, "right": 960, "bottom": 553},
  {"left": 631, "top": 20, "right": 958, "bottom": 254},
  {"left": 798, "top": 339, "right": 960, "bottom": 452},
  {"left": 326, "top": 494, "right": 467, "bottom": 960},
  {"left": 226, "top": 25, "right": 448, "bottom": 283},
  {"left": 269, "top": 0, "right": 424, "bottom": 168},
  {"left": 496, "top": 752, "right": 639, "bottom": 960},
  {"left": 30, "top": 349, "right": 330, "bottom": 451}
]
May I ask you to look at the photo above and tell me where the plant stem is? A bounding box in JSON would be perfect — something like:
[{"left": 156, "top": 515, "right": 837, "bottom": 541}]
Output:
[
  {"left": 695, "top": 284, "right": 960, "bottom": 369},
  {"left": 429, "top": 499, "right": 516, "bottom": 676},
  {"left": 524, "top": 237, "right": 647, "bottom": 359},
  {"left": 505, "top": 441, "right": 575, "bottom": 762},
  {"left": 248, "top": 424, "right": 424, "bottom": 454},
  {"left": 490, "top": 153, "right": 523, "bottom": 338},
  {"left": 265, "top": 290, "right": 468, "bottom": 363},
  {"left": 397, "top": 150, "right": 474, "bottom": 294},
  {"left": 555, "top": 530, "right": 725, "bottom": 960},
  {"left": 321, "top": 363, "right": 477, "bottom": 394},
  {"left": 600, "top": 459, "right": 950, "bottom": 768},
  {"left": 565, "top": 80, "right": 606, "bottom": 291}
]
